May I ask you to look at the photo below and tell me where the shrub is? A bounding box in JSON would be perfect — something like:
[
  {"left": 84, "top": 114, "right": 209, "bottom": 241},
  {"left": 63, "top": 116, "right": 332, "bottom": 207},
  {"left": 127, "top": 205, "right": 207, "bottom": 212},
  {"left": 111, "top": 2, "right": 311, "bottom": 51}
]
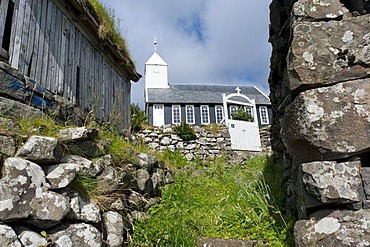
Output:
[
  {"left": 231, "top": 108, "right": 254, "bottom": 122},
  {"left": 173, "top": 122, "right": 196, "bottom": 141},
  {"left": 130, "top": 104, "right": 148, "bottom": 133}
]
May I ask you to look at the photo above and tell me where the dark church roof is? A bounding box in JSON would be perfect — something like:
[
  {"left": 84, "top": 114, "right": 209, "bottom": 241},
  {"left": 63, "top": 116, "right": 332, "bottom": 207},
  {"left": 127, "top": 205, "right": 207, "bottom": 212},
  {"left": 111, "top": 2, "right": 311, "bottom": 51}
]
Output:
[{"left": 147, "top": 84, "right": 271, "bottom": 105}]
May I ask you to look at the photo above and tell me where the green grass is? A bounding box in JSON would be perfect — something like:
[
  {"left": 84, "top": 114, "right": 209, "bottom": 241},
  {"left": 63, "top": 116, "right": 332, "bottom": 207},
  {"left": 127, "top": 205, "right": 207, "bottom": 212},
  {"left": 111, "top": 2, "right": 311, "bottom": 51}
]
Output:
[{"left": 128, "top": 156, "right": 294, "bottom": 246}]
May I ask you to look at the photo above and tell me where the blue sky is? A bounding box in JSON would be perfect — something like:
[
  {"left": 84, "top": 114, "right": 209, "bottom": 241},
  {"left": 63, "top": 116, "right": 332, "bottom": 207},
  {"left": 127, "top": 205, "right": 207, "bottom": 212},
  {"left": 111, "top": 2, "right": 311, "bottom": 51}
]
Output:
[{"left": 99, "top": 0, "right": 272, "bottom": 108}]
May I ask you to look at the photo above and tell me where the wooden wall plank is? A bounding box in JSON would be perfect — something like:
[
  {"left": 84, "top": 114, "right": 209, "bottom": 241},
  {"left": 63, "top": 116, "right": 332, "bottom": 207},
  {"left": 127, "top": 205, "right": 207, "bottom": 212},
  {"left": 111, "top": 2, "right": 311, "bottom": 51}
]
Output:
[
  {"left": 18, "top": 0, "right": 31, "bottom": 75},
  {"left": 58, "top": 15, "right": 67, "bottom": 95},
  {"left": 24, "top": 0, "right": 38, "bottom": 77},
  {"left": 8, "top": 0, "right": 19, "bottom": 66},
  {"left": 68, "top": 25, "right": 76, "bottom": 103},
  {"left": 0, "top": 0, "right": 10, "bottom": 46},
  {"left": 52, "top": 4, "right": 62, "bottom": 93},
  {"left": 63, "top": 18, "right": 70, "bottom": 99},
  {"left": 30, "top": 0, "right": 41, "bottom": 80},
  {"left": 10, "top": 0, "right": 26, "bottom": 70},
  {"left": 47, "top": 2, "right": 57, "bottom": 93},
  {"left": 42, "top": 1, "right": 52, "bottom": 90},
  {"left": 35, "top": 0, "right": 48, "bottom": 85}
]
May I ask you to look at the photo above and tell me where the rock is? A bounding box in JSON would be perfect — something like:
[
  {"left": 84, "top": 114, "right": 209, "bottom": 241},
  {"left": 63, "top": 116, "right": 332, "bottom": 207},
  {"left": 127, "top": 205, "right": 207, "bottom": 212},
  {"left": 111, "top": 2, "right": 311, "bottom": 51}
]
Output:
[
  {"left": 57, "top": 127, "right": 98, "bottom": 141},
  {"left": 28, "top": 187, "right": 70, "bottom": 228},
  {"left": 299, "top": 161, "right": 363, "bottom": 205},
  {"left": 68, "top": 193, "right": 101, "bottom": 224},
  {"left": 137, "top": 153, "right": 157, "bottom": 172},
  {"left": 103, "top": 211, "right": 124, "bottom": 247},
  {"left": 0, "top": 158, "right": 69, "bottom": 228},
  {"left": 292, "top": 0, "right": 344, "bottom": 20},
  {"left": 0, "top": 158, "right": 47, "bottom": 221},
  {"left": 15, "top": 135, "right": 62, "bottom": 164},
  {"left": 295, "top": 209, "right": 370, "bottom": 247},
  {"left": 0, "top": 224, "right": 21, "bottom": 247},
  {"left": 15, "top": 226, "right": 47, "bottom": 247},
  {"left": 0, "top": 135, "right": 16, "bottom": 156},
  {"left": 61, "top": 155, "right": 102, "bottom": 177},
  {"left": 97, "top": 165, "right": 119, "bottom": 190},
  {"left": 76, "top": 140, "right": 100, "bottom": 158},
  {"left": 0, "top": 96, "right": 44, "bottom": 119},
  {"left": 185, "top": 153, "right": 194, "bottom": 161},
  {"left": 160, "top": 136, "right": 171, "bottom": 145},
  {"left": 362, "top": 167, "right": 370, "bottom": 200},
  {"left": 288, "top": 14, "right": 370, "bottom": 91},
  {"left": 0, "top": 116, "right": 20, "bottom": 130},
  {"left": 94, "top": 154, "right": 114, "bottom": 168},
  {"left": 111, "top": 199, "right": 125, "bottom": 211},
  {"left": 136, "top": 168, "right": 153, "bottom": 194},
  {"left": 151, "top": 168, "right": 165, "bottom": 192},
  {"left": 48, "top": 223, "right": 102, "bottom": 247},
  {"left": 44, "top": 163, "right": 77, "bottom": 189},
  {"left": 0, "top": 70, "right": 25, "bottom": 101},
  {"left": 282, "top": 79, "right": 370, "bottom": 163},
  {"left": 165, "top": 171, "right": 175, "bottom": 184}
]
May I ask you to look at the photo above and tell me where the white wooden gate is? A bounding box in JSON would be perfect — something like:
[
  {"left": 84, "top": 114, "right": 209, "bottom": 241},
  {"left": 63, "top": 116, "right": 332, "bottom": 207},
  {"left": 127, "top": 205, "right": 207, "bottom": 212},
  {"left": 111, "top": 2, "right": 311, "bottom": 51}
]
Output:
[
  {"left": 223, "top": 88, "right": 262, "bottom": 151},
  {"left": 228, "top": 120, "right": 261, "bottom": 151}
]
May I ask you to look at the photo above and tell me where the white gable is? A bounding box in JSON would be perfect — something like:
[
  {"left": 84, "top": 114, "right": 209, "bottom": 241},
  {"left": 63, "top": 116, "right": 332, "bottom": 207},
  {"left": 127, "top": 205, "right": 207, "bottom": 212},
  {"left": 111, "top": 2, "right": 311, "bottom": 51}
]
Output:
[{"left": 145, "top": 52, "right": 167, "bottom": 66}]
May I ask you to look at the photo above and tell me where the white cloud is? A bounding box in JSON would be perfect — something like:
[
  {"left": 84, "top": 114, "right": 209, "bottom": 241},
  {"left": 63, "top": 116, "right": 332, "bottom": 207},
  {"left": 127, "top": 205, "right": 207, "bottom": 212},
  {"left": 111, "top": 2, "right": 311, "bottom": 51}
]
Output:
[{"left": 99, "top": 0, "right": 272, "bottom": 107}]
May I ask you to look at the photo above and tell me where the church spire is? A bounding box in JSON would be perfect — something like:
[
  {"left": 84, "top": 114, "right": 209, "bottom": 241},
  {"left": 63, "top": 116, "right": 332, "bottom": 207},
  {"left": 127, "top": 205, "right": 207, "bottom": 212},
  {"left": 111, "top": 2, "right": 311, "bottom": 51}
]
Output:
[{"left": 154, "top": 33, "right": 157, "bottom": 52}]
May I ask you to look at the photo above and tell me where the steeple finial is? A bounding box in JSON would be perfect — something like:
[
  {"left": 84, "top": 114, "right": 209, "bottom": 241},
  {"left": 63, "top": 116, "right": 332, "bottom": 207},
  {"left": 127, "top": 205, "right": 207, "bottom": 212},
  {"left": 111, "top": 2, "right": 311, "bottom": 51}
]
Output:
[{"left": 154, "top": 33, "right": 157, "bottom": 52}]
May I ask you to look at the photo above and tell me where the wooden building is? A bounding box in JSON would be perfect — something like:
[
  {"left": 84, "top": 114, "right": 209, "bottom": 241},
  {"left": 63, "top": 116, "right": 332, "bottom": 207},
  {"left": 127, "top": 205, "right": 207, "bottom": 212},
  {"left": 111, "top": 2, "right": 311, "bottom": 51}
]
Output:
[{"left": 0, "top": 0, "right": 141, "bottom": 128}]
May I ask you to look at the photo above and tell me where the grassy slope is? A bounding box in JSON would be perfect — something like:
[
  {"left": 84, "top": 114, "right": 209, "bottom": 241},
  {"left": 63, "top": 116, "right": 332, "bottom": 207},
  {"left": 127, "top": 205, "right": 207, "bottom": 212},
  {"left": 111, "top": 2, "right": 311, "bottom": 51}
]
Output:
[{"left": 129, "top": 156, "right": 294, "bottom": 247}]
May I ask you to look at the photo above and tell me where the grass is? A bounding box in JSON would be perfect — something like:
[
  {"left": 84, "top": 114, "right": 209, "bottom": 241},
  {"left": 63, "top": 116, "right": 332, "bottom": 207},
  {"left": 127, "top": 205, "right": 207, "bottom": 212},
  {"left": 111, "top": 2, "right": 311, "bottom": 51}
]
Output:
[
  {"left": 128, "top": 155, "right": 294, "bottom": 246},
  {"left": 84, "top": 0, "right": 131, "bottom": 57}
]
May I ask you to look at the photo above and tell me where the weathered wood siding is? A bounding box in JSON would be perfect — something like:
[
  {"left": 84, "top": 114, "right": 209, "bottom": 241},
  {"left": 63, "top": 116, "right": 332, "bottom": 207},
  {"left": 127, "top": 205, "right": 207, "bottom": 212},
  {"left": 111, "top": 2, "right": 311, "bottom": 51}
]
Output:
[{"left": 0, "top": 0, "right": 132, "bottom": 127}]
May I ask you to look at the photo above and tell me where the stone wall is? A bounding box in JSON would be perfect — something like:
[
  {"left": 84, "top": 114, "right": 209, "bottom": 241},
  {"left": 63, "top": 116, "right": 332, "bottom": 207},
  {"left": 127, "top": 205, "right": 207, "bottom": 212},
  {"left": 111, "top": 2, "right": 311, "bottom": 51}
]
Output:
[
  {"left": 0, "top": 123, "right": 173, "bottom": 246},
  {"left": 135, "top": 125, "right": 271, "bottom": 161},
  {"left": 269, "top": 0, "right": 370, "bottom": 245}
]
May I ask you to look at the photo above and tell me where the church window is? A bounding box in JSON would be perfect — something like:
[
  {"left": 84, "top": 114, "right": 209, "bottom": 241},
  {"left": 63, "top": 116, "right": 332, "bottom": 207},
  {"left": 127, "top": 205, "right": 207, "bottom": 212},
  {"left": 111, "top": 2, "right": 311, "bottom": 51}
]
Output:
[
  {"left": 186, "top": 105, "right": 195, "bottom": 124},
  {"left": 172, "top": 105, "right": 181, "bottom": 124},
  {"left": 201, "top": 105, "right": 210, "bottom": 124}
]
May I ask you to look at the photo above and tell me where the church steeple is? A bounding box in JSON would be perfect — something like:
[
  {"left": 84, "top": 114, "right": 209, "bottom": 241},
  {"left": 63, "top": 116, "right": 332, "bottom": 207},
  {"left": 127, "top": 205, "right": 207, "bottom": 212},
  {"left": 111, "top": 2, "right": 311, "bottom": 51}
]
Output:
[{"left": 144, "top": 35, "right": 169, "bottom": 92}]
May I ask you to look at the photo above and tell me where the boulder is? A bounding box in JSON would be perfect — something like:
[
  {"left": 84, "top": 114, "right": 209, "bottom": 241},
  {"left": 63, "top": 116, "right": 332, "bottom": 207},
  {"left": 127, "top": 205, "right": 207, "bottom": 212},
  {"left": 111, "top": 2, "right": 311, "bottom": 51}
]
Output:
[
  {"left": 362, "top": 167, "right": 370, "bottom": 200},
  {"left": 299, "top": 161, "right": 363, "bottom": 206},
  {"left": 136, "top": 168, "right": 153, "bottom": 194},
  {"left": 44, "top": 163, "right": 77, "bottom": 189},
  {"left": 295, "top": 209, "right": 370, "bottom": 247},
  {"left": 76, "top": 140, "right": 100, "bottom": 158},
  {"left": 0, "top": 116, "right": 20, "bottom": 130},
  {"left": 0, "top": 158, "right": 70, "bottom": 227},
  {"left": 137, "top": 153, "right": 157, "bottom": 172},
  {"left": 0, "top": 225, "right": 21, "bottom": 247},
  {"left": 292, "top": 0, "right": 345, "bottom": 20},
  {"left": 68, "top": 193, "right": 101, "bottom": 224},
  {"left": 57, "top": 127, "right": 98, "bottom": 141},
  {"left": 0, "top": 135, "right": 17, "bottom": 156},
  {"left": 48, "top": 223, "right": 102, "bottom": 247},
  {"left": 28, "top": 187, "right": 70, "bottom": 228},
  {"left": 0, "top": 70, "right": 25, "bottom": 101},
  {"left": 103, "top": 211, "right": 124, "bottom": 247},
  {"left": 0, "top": 96, "right": 44, "bottom": 119},
  {"left": 288, "top": 14, "right": 370, "bottom": 91},
  {"left": 0, "top": 158, "right": 47, "bottom": 221},
  {"left": 15, "top": 227, "right": 47, "bottom": 247},
  {"left": 15, "top": 135, "right": 62, "bottom": 164},
  {"left": 61, "top": 155, "right": 102, "bottom": 177},
  {"left": 282, "top": 79, "right": 370, "bottom": 163}
]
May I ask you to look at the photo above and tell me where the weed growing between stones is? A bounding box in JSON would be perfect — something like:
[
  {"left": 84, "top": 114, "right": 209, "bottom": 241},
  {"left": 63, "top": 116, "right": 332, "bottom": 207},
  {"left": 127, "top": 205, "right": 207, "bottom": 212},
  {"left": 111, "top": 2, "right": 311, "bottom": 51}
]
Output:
[{"left": 128, "top": 156, "right": 294, "bottom": 246}]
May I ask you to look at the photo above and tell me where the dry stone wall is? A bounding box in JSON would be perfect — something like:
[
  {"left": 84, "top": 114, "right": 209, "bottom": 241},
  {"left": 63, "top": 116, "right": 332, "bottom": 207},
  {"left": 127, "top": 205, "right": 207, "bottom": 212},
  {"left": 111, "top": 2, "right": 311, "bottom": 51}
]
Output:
[
  {"left": 269, "top": 0, "right": 370, "bottom": 245},
  {"left": 0, "top": 124, "right": 173, "bottom": 247},
  {"left": 135, "top": 125, "right": 271, "bottom": 161}
]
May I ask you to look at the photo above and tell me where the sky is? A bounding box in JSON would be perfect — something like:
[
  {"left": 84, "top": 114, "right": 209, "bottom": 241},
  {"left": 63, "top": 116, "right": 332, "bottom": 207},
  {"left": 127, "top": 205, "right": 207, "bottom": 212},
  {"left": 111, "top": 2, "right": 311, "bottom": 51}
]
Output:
[{"left": 99, "top": 0, "right": 272, "bottom": 108}]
